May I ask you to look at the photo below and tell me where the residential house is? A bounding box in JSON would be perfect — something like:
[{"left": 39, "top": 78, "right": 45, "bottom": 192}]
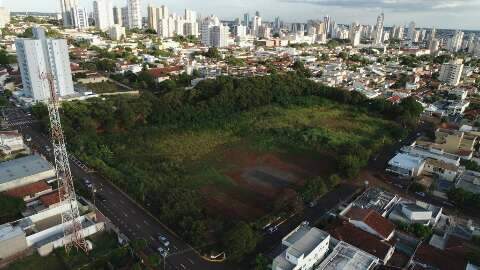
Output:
[
  {"left": 328, "top": 221, "right": 395, "bottom": 264},
  {"left": 423, "top": 158, "right": 459, "bottom": 182},
  {"left": 388, "top": 200, "right": 443, "bottom": 226},
  {"left": 386, "top": 153, "right": 426, "bottom": 178},
  {"left": 343, "top": 207, "right": 395, "bottom": 241}
]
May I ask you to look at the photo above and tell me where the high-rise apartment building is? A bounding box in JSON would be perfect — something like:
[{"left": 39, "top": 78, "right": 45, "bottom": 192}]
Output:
[
  {"left": 71, "top": 6, "right": 89, "bottom": 30},
  {"left": 113, "top": 6, "right": 122, "bottom": 26},
  {"left": 15, "top": 27, "right": 74, "bottom": 102},
  {"left": 121, "top": 6, "right": 129, "bottom": 27},
  {"left": 59, "top": 0, "right": 79, "bottom": 27},
  {"left": 252, "top": 15, "right": 262, "bottom": 37},
  {"left": 147, "top": 5, "right": 161, "bottom": 31},
  {"left": 439, "top": 59, "right": 464, "bottom": 86},
  {"left": 211, "top": 25, "right": 230, "bottom": 48},
  {"left": 374, "top": 13, "right": 384, "bottom": 45},
  {"left": 350, "top": 22, "right": 362, "bottom": 47},
  {"left": 0, "top": 7, "right": 10, "bottom": 28},
  {"left": 127, "top": 0, "right": 142, "bottom": 29},
  {"left": 448, "top": 30, "right": 464, "bottom": 52},
  {"left": 243, "top": 13, "right": 250, "bottom": 29},
  {"left": 93, "top": 0, "right": 114, "bottom": 31}
]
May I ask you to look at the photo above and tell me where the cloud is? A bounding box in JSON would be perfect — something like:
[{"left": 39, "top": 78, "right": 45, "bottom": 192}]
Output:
[{"left": 282, "top": 0, "right": 480, "bottom": 12}]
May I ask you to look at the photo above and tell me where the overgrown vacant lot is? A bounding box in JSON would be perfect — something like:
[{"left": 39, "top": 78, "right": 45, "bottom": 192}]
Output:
[
  {"left": 97, "top": 98, "right": 399, "bottom": 220},
  {"left": 34, "top": 73, "right": 418, "bottom": 246}
]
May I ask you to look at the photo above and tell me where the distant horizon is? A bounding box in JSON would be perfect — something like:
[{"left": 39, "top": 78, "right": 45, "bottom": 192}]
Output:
[{"left": 4, "top": 0, "right": 480, "bottom": 31}]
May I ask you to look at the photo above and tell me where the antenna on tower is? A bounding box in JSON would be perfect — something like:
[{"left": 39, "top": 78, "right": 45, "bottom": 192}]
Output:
[{"left": 40, "top": 72, "right": 88, "bottom": 254}]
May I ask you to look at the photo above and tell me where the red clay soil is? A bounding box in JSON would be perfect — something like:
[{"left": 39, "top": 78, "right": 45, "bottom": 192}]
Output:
[
  {"left": 201, "top": 185, "right": 266, "bottom": 220},
  {"left": 201, "top": 147, "right": 337, "bottom": 221}
]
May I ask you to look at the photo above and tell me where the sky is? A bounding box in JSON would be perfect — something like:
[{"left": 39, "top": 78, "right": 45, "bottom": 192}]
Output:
[{"left": 4, "top": 0, "right": 480, "bottom": 30}]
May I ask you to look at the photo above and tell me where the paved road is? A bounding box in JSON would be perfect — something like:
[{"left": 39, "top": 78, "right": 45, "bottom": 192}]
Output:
[{"left": 2, "top": 107, "right": 227, "bottom": 270}]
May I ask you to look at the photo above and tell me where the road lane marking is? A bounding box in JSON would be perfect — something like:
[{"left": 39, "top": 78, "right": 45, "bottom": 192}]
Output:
[
  {"left": 187, "top": 258, "right": 194, "bottom": 265},
  {"left": 144, "top": 220, "right": 149, "bottom": 225},
  {"left": 135, "top": 224, "right": 140, "bottom": 229}
]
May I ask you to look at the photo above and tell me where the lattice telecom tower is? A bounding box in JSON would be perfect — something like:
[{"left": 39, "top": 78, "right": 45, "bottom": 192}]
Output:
[{"left": 41, "top": 73, "right": 88, "bottom": 253}]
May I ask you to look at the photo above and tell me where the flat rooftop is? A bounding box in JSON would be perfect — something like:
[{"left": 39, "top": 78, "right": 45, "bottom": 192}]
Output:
[
  {"left": 348, "top": 188, "right": 398, "bottom": 215},
  {"left": 0, "top": 155, "right": 54, "bottom": 184},
  {"left": 388, "top": 153, "right": 424, "bottom": 169},
  {"left": 287, "top": 227, "right": 330, "bottom": 258},
  {"left": 315, "top": 241, "right": 378, "bottom": 270}
]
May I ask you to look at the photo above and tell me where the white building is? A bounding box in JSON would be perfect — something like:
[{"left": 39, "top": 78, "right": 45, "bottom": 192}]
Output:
[
  {"left": 93, "top": 0, "right": 114, "bottom": 31},
  {"left": 388, "top": 200, "right": 443, "bottom": 226},
  {"left": 15, "top": 27, "right": 75, "bottom": 102},
  {"left": 235, "top": 24, "right": 247, "bottom": 38},
  {"left": 273, "top": 223, "right": 379, "bottom": 270},
  {"left": 386, "top": 153, "right": 426, "bottom": 178},
  {"left": 147, "top": 5, "right": 161, "bottom": 31},
  {"left": 0, "top": 7, "right": 10, "bottom": 28},
  {"left": 448, "top": 30, "right": 464, "bottom": 53},
  {"left": 127, "top": 0, "right": 142, "bottom": 29},
  {"left": 439, "top": 59, "right": 464, "bottom": 86},
  {"left": 201, "top": 15, "right": 220, "bottom": 46},
  {"left": 272, "top": 224, "right": 331, "bottom": 270},
  {"left": 211, "top": 25, "right": 230, "bottom": 48},
  {"left": 252, "top": 15, "right": 262, "bottom": 37},
  {"left": 59, "top": 0, "right": 79, "bottom": 27},
  {"left": 109, "top": 25, "right": 125, "bottom": 41},
  {"left": 374, "top": 13, "right": 384, "bottom": 45},
  {"left": 70, "top": 6, "right": 89, "bottom": 30},
  {"left": 0, "top": 131, "right": 26, "bottom": 155}
]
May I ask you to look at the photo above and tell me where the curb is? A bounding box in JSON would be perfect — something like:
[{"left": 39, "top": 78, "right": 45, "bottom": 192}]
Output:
[{"left": 91, "top": 170, "right": 212, "bottom": 262}]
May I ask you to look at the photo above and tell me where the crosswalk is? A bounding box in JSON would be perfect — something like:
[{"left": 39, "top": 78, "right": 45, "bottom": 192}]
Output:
[{"left": 5, "top": 119, "right": 38, "bottom": 127}]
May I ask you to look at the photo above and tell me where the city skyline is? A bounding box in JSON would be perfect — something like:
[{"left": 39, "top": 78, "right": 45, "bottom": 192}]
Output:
[{"left": 3, "top": 0, "right": 480, "bottom": 30}]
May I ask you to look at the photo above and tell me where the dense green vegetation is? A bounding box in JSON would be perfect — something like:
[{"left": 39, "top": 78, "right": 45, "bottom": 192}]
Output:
[
  {"left": 460, "top": 159, "right": 480, "bottom": 172},
  {"left": 0, "top": 194, "right": 25, "bottom": 222},
  {"left": 397, "top": 222, "right": 433, "bottom": 239},
  {"left": 34, "top": 73, "right": 421, "bottom": 261},
  {"left": 447, "top": 188, "right": 480, "bottom": 209}
]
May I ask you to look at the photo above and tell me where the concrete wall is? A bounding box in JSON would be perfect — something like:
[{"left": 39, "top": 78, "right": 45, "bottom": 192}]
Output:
[{"left": 0, "top": 232, "right": 28, "bottom": 259}]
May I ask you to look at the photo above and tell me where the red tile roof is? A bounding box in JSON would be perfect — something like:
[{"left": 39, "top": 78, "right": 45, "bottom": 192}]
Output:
[
  {"left": 328, "top": 221, "right": 393, "bottom": 261},
  {"left": 39, "top": 191, "right": 61, "bottom": 207},
  {"left": 4, "top": 181, "right": 51, "bottom": 198},
  {"left": 147, "top": 66, "right": 183, "bottom": 78},
  {"left": 413, "top": 238, "right": 468, "bottom": 270},
  {"left": 345, "top": 207, "right": 395, "bottom": 239}
]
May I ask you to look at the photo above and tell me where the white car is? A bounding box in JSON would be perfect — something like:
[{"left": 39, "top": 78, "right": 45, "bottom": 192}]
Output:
[
  {"left": 158, "top": 234, "right": 170, "bottom": 247},
  {"left": 25, "top": 136, "right": 32, "bottom": 142},
  {"left": 157, "top": 247, "right": 168, "bottom": 257}
]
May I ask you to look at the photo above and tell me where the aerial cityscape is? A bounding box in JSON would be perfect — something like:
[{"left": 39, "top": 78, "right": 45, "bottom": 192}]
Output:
[{"left": 0, "top": 0, "right": 479, "bottom": 269}]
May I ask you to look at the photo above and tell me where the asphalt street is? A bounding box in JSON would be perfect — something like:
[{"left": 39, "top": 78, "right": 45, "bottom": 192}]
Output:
[{"left": 2, "top": 107, "right": 226, "bottom": 270}]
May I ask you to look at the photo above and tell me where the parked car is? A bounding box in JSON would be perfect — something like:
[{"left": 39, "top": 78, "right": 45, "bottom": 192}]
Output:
[
  {"left": 158, "top": 234, "right": 170, "bottom": 247},
  {"left": 415, "top": 192, "right": 426, "bottom": 197},
  {"left": 267, "top": 225, "right": 278, "bottom": 234},
  {"left": 25, "top": 135, "right": 32, "bottom": 142},
  {"left": 157, "top": 247, "right": 168, "bottom": 257}
]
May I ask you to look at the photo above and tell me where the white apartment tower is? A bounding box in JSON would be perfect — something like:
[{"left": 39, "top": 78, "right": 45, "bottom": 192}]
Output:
[
  {"left": 93, "top": 0, "right": 114, "bottom": 31},
  {"left": 447, "top": 30, "right": 464, "bottom": 52},
  {"left": 0, "top": 7, "right": 10, "bottom": 28},
  {"left": 147, "top": 5, "right": 162, "bottom": 31},
  {"left": 127, "top": 0, "right": 142, "bottom": 29},
  {"left": 201, "top": 15, "right": 220, "bottom": 46},
  {"left": 374, "top": 13, "right": 384, "bottom": 45},
  {"left": 15, "top": 27, "right": 75, "bottom": 102},
  {"left": 439, "top": 59, "right": 464, "bottom": 86},
  {"left": 121, "top": 6, "right": 129, "bottom": 27},
  {"left": 59, "top": 0, "right": 79, "bottom": 27},
  {"left": 252, "top": 15, "right": 262, "bottom": 37},
  {"left": 71, "top": 6, "right": 89, "bottom": 30},
  {"left": 350, "top": 22, "right": 362, "bottom": 47},
  {"left": 211, "top": 25, "right": 230, "bottom": 48}
]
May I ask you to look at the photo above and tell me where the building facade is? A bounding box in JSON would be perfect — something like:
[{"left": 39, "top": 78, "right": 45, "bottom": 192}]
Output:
[
  {"left": 93, "top": 0, "right": 114, "bottom": 31},
  {"left": 15, "top": 27, "right": 75, "bottom": 102},
  {"left": 59, "top": 0, "right": 79, "bottom": 27},
  {"left": 127, "top": 0, "right": 142, "bottom": 29}
]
